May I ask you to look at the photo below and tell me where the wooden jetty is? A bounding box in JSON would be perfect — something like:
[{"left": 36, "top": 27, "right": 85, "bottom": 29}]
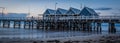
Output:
[{"left": 0, "top": 16, "right": 120, "bottom": 33}]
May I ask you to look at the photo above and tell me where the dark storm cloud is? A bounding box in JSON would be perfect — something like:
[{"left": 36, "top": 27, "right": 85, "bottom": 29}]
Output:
[
  {"left": 95, "top": 7, "right": 113, "bottom": 10},
  {"left": 111, "top": 12, "right": 120, "bottom": 15}
]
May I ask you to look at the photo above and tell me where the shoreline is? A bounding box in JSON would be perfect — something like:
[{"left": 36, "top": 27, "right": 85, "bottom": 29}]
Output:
[{"left": 0, "top": 34, "right": 120, "bottom": 43}]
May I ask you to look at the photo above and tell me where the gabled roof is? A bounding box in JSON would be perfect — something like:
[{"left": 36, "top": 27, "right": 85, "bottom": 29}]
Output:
[
  {"left": 56, "top": 8, "right": 67, "bottom": 14},
  {"left": 43, "top": 9, "right": 55, "bottom": 14},
  {"left": 80, "top": 7, "right": 98, "bottom": 16},
  {"left": 66, "top": 7, "right": 80, "bottom": 14}
]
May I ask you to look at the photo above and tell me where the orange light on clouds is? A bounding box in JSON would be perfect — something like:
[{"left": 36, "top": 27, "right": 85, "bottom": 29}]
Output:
[
  {"left": 3, "top": 8, "right": 8, "bottom": 15},
  {"left": 0, "top": 7, "right": 8, "bottom": 15}
]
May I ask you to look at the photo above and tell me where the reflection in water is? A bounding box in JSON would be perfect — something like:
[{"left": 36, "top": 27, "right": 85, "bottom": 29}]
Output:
[{"left": 0, "top": 23, "right": 120, "bottom": 39}]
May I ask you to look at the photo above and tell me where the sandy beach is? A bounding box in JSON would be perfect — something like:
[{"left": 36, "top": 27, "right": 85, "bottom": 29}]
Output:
[{"left": 0, "top": 33, "right": 120, "bottom": 43}]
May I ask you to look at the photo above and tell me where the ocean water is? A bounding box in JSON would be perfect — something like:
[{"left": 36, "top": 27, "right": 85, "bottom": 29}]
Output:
[{"left": 0, "top": 23, "right": 120, "bottom": 39}]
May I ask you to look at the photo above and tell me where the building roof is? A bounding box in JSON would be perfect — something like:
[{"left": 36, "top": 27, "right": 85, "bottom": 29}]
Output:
[
  {"left": 43, "top": 7, "right": 98, "bottom": 16},
  {"left": 43, "top": 9, "right": 56, "bottom": 14},
  {"left": 66, "top": 7, "right": 80, "bottom": 15},
  {"left": 80, "top": 7, "right": 99, "bottom": 16},
  {"left": 56, "top": 8, "right": 68, "bottom": 14}
]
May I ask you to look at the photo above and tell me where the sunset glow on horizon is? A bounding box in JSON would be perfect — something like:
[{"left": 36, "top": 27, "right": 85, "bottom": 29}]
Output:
[{"left": 0, "top": 0, "right": 120, "bottom": 16}]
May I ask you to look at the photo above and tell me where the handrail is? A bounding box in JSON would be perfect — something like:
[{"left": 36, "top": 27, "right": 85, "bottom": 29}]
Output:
[{"left": 0, "top": 16, "right": 120, "bottom": 20}]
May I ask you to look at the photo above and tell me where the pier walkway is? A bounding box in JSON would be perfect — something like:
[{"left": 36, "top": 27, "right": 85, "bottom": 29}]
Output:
[{"left": 0, "top": 16, "right": 120, "bottom": 33}]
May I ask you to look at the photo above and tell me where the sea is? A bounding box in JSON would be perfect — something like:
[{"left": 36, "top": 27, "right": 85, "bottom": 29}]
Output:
[{"left": 0, "top": 23, "right": 120, "bottom": 40}]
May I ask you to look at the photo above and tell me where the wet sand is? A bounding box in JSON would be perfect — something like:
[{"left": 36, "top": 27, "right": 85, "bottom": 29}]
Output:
[{"left": 0, "top": 34, "right": 120, "bottom": 43}]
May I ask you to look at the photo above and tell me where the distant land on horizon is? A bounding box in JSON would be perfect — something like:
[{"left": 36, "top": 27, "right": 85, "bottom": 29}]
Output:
[
  {"left": 0, "top": 12, "right": 119, "bottom": 18},
  {"left": 0, "top": 13, "right": 27, "bottom": 17}
]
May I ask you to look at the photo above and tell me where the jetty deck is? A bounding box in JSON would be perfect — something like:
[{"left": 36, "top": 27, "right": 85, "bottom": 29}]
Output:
[{"left": 0, "top": 16, "right": 120, "bottom": 33}]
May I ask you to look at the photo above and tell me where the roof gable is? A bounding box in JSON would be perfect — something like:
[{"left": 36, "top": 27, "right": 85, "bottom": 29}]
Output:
[
  {"left": 84, "top": 7, "right": 98, "bottom": 16},
  {"left": 70, "top": 7, "right": 80, "bottom": 14},
  {"left": 43, "top": 10, "right": 50, "bottom": 14},
  {"left": 44, "top": 9, "right": 55, "bottom": 14},
  {"left": 80, "top": 7, "right": 98, "bottom": 16},
  {"left": 66, "top": 7, "right": 80, "bottom": 14},
  {"left": 56, "top": 10, "right": 61, "bottom": 14},
  {"left": 56, "top": 8, "right": 67, "bottom": 14}
]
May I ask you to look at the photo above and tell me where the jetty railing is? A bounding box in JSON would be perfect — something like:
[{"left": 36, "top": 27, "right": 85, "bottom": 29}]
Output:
[
  {"left": 58, "top": 16, "right": 120, "bottom": 20},
  {"left": 0, "top": 17, "right": 43, "bottom": 20},
  {"left": 0, "top": 16, "right": 120, "bottom": 20}
]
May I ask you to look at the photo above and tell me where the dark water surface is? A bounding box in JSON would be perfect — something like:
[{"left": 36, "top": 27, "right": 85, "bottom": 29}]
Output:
[{"left": 0, "top": 23, "right": 120, "bottom": 39}]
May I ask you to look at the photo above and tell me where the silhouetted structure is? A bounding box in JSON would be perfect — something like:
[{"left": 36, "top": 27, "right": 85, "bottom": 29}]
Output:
[{"left": 0, "top": 7, "right": 119, "bottom": 33}]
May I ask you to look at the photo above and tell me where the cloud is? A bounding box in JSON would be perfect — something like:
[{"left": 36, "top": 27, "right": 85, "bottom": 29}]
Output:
[
  {"left": 111, "top": 12, "right": 120, "bottom": 15},
  {"left": 95, "top": 7, "right": 112, "bottom": 10},
  {"left": 118, "top": 9, "right": 120, "bottom": 11}
]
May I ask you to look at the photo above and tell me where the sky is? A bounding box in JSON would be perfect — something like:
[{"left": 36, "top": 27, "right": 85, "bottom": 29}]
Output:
[{"left": 0, "top": 0, "right": 120, "bottom": 16}]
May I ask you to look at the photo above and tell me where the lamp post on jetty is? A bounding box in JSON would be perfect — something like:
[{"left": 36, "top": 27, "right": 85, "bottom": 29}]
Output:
[
  {"left": 55, "top": 2, "right": 57, "bottom": 20},
  {"left": 54, "top": 2, "right": 58, "bottom": 30},
  {"left": 0, "top": 7, "right": 5, "bottom": 17}
]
